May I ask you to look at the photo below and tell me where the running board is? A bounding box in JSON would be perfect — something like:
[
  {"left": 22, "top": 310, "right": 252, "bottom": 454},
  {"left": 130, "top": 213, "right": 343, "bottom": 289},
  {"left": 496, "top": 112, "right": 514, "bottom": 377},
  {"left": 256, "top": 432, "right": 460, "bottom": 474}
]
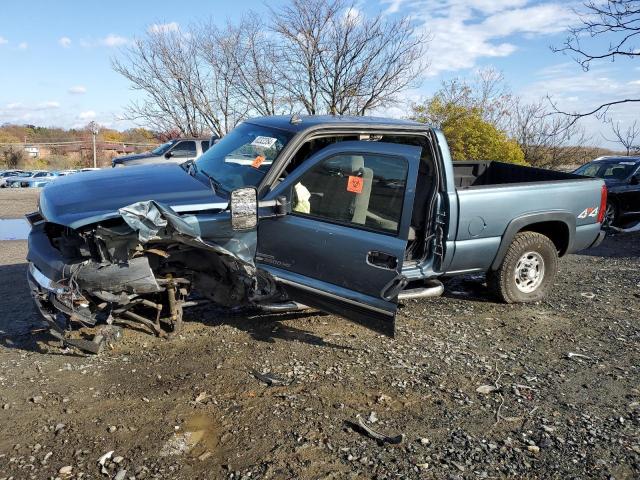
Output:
[{"left": 398, "top": 280, "right": 444, "bottom": 300}]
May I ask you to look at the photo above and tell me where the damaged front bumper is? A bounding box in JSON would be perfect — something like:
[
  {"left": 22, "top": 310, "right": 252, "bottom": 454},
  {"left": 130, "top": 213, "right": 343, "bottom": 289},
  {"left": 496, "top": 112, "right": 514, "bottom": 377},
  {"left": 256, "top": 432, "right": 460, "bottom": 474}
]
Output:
[
  {"left": 27, "top": 262, "right": 121, "bottom": 353},
  {"left": 25, "top": 201, "right": 280, "bottom": 352}
]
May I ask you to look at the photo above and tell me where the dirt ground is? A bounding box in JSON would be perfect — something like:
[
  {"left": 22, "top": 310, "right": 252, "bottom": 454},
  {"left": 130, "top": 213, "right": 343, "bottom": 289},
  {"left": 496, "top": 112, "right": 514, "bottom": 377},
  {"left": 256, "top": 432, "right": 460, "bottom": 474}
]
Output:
[
  {"left": 0, "top": 188, "right": 41, "bottom": 218},
  {"left": 0, "top": 190, "right": 638, "bottom": 480}
]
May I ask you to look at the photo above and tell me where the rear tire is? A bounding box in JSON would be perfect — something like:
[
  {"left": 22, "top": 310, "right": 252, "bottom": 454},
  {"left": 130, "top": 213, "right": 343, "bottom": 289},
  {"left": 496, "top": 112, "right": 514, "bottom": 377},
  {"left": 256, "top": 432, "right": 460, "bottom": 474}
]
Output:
[{"left": 488, "top": 232, "right": 558, "bottom": 303}]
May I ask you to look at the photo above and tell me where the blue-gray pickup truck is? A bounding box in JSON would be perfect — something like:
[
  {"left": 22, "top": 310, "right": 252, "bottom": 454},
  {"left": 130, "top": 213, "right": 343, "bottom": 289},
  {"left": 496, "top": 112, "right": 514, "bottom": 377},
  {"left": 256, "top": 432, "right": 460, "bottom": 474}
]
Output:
[{"left": 25, "top": 115, "right": 607, "bottom": 350}]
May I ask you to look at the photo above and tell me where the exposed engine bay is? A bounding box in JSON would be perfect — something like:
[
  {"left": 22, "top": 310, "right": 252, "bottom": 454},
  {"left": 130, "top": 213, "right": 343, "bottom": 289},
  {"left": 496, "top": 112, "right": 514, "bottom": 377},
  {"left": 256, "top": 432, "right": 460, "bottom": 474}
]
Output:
[{"left": 27, "top": 201, "right": 283, "bottom": 353}]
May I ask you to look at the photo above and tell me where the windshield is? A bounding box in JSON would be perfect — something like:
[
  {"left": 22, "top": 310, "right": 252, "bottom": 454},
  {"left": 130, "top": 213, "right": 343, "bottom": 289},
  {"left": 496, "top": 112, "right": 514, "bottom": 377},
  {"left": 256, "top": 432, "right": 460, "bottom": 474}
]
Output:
[
  {"left": 151, "top": 141, "right": 176, "bottom": 155},
  {"left": 575, "top": 160, "right": 638, "bottom": 180},
  {"left": 195, "top": 123, "right": 294, "bottom": 191}
]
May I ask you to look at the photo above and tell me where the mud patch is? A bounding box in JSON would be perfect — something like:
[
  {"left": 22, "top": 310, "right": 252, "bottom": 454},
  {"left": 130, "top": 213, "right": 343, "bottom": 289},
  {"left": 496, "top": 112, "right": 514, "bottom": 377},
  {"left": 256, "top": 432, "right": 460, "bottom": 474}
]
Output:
[{"left": 159, "top": 414, "right": 221, "bottom": 458}]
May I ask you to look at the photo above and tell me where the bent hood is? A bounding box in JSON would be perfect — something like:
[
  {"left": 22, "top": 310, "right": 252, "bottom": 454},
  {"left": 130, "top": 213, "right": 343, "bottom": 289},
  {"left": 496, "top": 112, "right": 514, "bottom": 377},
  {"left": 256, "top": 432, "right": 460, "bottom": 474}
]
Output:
[{"left": 40, "top": 164, "right": 228, "bottom": 229}]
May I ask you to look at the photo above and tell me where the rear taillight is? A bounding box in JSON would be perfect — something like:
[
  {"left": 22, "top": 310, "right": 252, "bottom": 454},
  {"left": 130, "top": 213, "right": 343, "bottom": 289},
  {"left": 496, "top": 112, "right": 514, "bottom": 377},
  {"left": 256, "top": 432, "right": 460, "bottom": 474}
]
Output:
[{"left": 597, "top": 184, "right": 607, "bottom": 224}]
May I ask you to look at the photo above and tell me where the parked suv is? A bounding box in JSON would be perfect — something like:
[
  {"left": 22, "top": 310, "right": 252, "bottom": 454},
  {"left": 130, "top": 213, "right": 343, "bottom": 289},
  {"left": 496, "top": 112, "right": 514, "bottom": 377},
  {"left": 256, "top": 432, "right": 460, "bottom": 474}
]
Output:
[{"left": 111, "top": 138, "right": 215, "bottom": 167}]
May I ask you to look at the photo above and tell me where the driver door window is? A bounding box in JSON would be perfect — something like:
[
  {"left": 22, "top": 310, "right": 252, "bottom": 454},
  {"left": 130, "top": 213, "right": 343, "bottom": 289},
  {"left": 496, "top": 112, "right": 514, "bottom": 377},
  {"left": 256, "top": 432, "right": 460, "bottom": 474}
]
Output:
[
  {"left": 291, "top": 153, "right": 408, "bottom": 234},
  {"left": 170, "top": 141, "right": 196, "bottom": 158}
]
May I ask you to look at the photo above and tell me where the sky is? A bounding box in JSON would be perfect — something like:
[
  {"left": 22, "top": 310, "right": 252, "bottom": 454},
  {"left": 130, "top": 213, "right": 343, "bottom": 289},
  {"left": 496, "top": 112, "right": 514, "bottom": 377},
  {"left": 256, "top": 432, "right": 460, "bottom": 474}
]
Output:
[{"left": 0, "top": 0, "right": 638, "bottom": 147}]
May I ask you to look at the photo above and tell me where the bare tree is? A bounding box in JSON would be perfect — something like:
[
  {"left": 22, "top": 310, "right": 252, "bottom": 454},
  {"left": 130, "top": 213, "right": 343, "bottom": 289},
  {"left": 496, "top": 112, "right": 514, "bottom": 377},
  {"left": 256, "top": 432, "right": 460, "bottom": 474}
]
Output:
[
  {"left": 551, "top": 0, "right": 640, "bottom": 125},
  {"left": 604, "top": 119, "right": 640, "bottom": 155},
  {"left": 270, "top": 0, "right": 427, "bottom": 115},
  {"left": 512, "top": 100, "right": 593, "bottom": 167},
  {"left": 195, "top": 22, "right": 246, "bottom": 135},
  {"left": 113, "top": 28, "right": 215, "bottom": 137},
  {"left": 223, "top": 17, "right": 292, "bottom": 117},
  {"left": 113, "top": 1, "right": 427, "bottom": 134}
]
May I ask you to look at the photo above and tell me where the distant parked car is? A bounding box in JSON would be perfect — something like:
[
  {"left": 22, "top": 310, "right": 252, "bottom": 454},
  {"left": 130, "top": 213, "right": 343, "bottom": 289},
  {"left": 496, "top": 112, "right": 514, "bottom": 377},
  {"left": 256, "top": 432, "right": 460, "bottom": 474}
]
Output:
[
  {"left": 111, "top": 138, "right": 213, "bottom": 167},
  {"left": 574, "top": 156, "right": 640, "bottom": 228},
  {"left": 6, "top": 171, "right": 57, "bottom": 188},
  {"left": 17, "top": 171, "right": 71, "bottom": 188},
  {"left": 0, "top": 169, "right": 25, "bottom": 178},
  {"left": 0, "top": 170, "right": 33, "bottom": 188}
]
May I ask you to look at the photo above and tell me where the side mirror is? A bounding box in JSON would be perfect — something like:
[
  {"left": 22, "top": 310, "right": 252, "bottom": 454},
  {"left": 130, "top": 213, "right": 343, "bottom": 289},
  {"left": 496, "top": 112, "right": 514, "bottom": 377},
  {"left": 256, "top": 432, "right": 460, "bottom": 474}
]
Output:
[
  {"left": 630, "top": 175, "right": 639, "bottom": 185},
  {"left": 230, "top": 187, "right": 258, "bottom": 230},
  {"left": 165, "top": 151, "right": 173, "bottom": 159}
]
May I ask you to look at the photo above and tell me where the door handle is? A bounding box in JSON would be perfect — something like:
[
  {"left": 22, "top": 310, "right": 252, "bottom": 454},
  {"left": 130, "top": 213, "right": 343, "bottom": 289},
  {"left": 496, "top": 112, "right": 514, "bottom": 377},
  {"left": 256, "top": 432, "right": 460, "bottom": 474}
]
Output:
[{"left": 366, "top": 251, "right": 398, "bottom": 270}]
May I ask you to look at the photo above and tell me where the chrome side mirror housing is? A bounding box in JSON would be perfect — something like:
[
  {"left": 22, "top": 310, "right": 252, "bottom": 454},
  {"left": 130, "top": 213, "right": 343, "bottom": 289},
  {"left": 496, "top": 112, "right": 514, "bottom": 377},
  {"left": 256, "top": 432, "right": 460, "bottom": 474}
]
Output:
[{"left": 230, "top": 187, "right": 258, "bottom": 230}]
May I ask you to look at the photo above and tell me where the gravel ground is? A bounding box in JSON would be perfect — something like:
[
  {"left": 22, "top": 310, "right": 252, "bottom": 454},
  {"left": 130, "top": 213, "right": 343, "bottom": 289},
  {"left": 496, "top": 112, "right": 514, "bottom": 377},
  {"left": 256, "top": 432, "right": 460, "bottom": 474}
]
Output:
[{"left": 0, "top": 190, "right": 638, "bottom": 480}]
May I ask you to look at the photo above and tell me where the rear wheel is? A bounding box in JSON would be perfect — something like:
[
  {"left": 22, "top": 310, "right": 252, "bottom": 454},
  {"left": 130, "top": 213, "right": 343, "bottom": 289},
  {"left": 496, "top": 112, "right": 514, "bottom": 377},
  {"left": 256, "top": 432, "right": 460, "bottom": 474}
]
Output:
[{"left": 488, "top": 232, "right": 558, "bottom": 303}]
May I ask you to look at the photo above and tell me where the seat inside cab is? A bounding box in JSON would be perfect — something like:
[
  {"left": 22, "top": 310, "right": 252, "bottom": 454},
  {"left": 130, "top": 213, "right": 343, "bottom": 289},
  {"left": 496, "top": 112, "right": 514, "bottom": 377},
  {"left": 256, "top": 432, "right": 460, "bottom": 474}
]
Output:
[{"left": 279, "top": 133, "right": 439, "bottom": 261}]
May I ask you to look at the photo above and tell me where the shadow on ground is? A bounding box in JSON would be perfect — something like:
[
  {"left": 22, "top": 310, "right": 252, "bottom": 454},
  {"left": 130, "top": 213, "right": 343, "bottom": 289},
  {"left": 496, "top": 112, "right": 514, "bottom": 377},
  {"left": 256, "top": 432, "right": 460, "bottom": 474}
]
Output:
[
  {"left": 187, "top": 307, "right": 354, "bottom": 350},
  {"left": 581, "top": 230, "right": 640, "bottom": 258},
  {"left": 0, "top": 262, "right": 353, "bottom": 354}
]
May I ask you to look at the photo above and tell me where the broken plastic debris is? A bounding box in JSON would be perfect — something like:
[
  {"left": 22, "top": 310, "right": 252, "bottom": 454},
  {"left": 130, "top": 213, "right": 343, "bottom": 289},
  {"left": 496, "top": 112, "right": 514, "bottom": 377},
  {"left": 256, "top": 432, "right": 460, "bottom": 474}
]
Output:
[
  {"left": 476, "top": 384, "right": 498, "bottom": 394},
  {"left": 97, "top": 450, "right": 114, "bottom": 465},
  {"left": 251, "top": 369, "right": 289, "bottom": 386},
  {"left": 194, "top": 392, "right": 208, "bottom": 403},
  {"left": 98, "top": 450, "right": 114, "bottom": 474},
  {"left": 566, "top": 352, "right": 591, "bottom": 360},
  {"left": 349, "top": 414, "right": 404, "bottom": 445}
]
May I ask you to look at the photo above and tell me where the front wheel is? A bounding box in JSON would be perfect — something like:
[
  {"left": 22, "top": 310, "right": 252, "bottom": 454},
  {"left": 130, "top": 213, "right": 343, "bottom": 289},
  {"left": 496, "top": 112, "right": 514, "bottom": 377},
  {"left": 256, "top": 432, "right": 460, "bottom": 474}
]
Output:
[{"left": 488, "top": 232, "right": 558, "bottom": 303}]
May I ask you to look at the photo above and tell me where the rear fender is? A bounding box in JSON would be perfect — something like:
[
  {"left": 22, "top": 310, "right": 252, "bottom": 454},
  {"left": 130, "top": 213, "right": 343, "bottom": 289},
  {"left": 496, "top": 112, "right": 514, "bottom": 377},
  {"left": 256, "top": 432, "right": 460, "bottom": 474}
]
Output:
[{"left": 490, "top": 212, "right": 575, "bottom": 271}]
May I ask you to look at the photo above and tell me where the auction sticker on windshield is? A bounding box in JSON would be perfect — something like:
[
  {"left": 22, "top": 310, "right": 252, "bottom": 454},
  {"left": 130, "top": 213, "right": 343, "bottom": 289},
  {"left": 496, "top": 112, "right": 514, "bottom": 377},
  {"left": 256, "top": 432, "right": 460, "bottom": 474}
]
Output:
[
  {"left": 252, "top": 155, "right": 266, "bottom": 168},
  {"left": 251, "top": 136, "right": 278, "bottom": 149}
]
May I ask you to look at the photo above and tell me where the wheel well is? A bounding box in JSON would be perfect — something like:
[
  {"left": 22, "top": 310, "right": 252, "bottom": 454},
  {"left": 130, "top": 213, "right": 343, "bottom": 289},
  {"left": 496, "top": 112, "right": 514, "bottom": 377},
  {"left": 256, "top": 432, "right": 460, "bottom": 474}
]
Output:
[{"left": 519, "top": 221, "right": 570, "bottom": 256}]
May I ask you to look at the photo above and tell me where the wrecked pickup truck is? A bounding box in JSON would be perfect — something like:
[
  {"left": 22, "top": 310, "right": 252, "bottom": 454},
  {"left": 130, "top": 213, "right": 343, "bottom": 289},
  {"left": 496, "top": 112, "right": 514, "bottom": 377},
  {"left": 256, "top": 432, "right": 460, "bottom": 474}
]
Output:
[{"left": 26, "top": 115, "right": 607, "bottom": 351}]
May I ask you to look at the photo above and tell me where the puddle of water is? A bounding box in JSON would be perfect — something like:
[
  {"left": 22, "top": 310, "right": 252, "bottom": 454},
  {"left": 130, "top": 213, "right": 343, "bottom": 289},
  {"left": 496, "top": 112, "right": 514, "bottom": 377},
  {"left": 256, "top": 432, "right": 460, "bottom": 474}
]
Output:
[{"left": 0, "top": 219, "right": 31, "bottom": 240}]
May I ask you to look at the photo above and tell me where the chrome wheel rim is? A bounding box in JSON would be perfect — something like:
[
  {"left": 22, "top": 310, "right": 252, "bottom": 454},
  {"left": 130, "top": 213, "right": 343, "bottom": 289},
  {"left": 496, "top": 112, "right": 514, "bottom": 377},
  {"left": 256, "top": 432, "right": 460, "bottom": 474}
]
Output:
[
  {"left": 514, "top": 251, "right": 545, "bottom": 293},
  {"left": 603, "top": 203, "right": 615, "bottom": 228}
]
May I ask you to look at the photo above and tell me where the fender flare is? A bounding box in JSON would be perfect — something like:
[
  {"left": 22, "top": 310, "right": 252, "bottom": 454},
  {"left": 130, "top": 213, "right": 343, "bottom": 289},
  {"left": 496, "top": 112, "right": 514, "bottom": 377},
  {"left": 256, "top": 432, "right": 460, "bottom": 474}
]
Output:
[{"left": 490, "top": 212, "right": 576, "bottom": 271}]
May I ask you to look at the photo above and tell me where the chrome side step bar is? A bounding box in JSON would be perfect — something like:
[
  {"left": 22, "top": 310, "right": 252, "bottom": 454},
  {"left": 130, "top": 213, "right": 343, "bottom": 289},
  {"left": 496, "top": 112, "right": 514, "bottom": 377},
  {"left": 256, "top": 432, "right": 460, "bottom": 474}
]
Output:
[
  {"left": 258, "top": 301, "right": 309, "bottom": 313},
  {"left": 398, "top": 280, "right": 444, "bottom": 300}
]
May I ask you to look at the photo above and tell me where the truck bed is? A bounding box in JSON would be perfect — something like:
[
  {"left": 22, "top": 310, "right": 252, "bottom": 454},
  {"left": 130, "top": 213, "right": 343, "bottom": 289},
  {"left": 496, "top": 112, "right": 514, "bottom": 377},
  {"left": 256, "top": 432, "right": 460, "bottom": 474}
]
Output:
[
  {"left": 442, "top": 160, "right": 604, "bottom": 275},
  {"left": 453, "top": 161, "right": 579, "bottom": 188}
]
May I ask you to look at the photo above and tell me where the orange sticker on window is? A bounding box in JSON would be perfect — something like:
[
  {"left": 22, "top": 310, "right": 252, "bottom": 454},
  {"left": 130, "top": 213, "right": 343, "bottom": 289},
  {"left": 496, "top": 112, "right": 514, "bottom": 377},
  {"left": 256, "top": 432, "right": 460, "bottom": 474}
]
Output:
[
  {"left": 252, "top": 155, "right": 266, "bottom": 168},
  {"left": 347, "top": 175, "right": 364, "bottom": 193}
]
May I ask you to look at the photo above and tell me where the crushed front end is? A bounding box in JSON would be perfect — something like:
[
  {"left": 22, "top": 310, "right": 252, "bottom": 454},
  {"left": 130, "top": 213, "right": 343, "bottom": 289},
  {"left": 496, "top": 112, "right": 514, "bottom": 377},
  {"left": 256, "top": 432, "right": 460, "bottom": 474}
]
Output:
[{"left": 26, "top": 201, "right": 278, "bottom": 353}]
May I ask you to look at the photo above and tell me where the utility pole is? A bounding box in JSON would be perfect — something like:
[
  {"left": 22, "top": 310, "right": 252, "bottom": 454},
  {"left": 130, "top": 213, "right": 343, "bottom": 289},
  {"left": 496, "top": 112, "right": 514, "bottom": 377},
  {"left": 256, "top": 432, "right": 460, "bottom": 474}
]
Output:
[{"left": 89, "top": 121, "right": 99, "bottom": 168}]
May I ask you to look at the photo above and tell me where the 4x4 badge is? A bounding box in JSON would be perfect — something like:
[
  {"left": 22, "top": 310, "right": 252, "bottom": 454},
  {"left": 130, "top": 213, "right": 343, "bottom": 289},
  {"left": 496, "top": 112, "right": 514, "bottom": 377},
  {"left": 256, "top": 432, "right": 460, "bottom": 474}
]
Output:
[{"left": 577, "top": 207, "right": 598, "bottom": 219}]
